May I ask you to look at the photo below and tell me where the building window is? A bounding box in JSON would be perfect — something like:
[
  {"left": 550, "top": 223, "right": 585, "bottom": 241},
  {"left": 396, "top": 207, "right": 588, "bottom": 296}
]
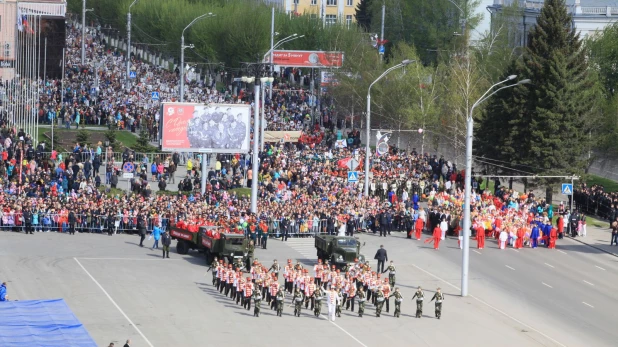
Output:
[
  {"left": 4, "top": 43, "right": 10, "bottom": 58},
  {"left": 310, "top": 13, "right": 318, "bottom": 19},
  {"left": 347, "top": 0, "right": 353, "bottom": 6},
  {"left": 327, "top": 0, "right": 337, "bottom": 6},
  {"left": 346, "top": 15, "right": 352, "bottom": 27},
  {"left": 325, "top": 14, "right": 337, "bottom": 25},
  {"left": 311, "top": 0, "right": 317, "bottom": 5}
]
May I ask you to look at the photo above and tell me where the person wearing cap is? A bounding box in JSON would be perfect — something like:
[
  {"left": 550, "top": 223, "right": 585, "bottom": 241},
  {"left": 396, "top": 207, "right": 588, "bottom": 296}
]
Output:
[
  {"left": 236, "top": 275, "right": 245, "bottom": 305},
  {"left": 161, "top": 230, "right": 171, "bottom": 259},
  {"left": 326, "top": 285, "right": 339, "bottom": 321},
  {"left": 304, "top": 277, "right": 316, "bottom": 310},
  {"left": 357, "top": 287, "right": 366, "bottom": 317},
  {"left": 383, "top": 260, "right": 396, "bottom": 286},
  {"left": 412, "top": 286, "right": 425, "bottom": 318},
  {"left": 293, "top": 288, "right": 304, "bottom": 317},
  {"left": 269, "top": 259, "right": 281, "bottom": 280},
  {"left": 216, "top": 260, "right": 224, "bottom": 291},
  {"left": 374, "top": 286, "right": 385, "bottom": 317},
  {"left": 313, "top": 259, "right": 323, "bottom": 287},
  {"left": 209, "top": 256, "right": 219, "bottom": 286},
  {"left": 391, "top": 287, "right": 404, "bottom": 318},
  {"left": 252, "top": 287, "right": 262, "bottom": 317},
  {"left": 430, "top": 287, "right": 445, "bottom": 319},
  {"left": 284, "top": 260, "right": 293, "bottom": 293},
  {"left": 382, "top": 278, "right": 392, "bottom": 313},
  {"left": 275, "top": 287, "right": 285, "bottom": 317},
  {"left": 243, "top": 277, "right": 254, "bottom": 310}
]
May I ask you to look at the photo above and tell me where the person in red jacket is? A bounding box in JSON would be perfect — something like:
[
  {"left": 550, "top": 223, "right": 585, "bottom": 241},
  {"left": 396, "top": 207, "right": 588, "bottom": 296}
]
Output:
[
  {"left": 548, "top": 226, "right": 558, "bottom": 249},
  {"left": 413, "top": 217, "right": 424, "bottom": 240},
  {"left": 475, "top": 224, "right": 485, "bottom": 249},
  {"left": 425, "top": 225, "right": 442, "bottom": 250},
  {"left": 557, "top": 214, "right": 564, "bottom": 239}
]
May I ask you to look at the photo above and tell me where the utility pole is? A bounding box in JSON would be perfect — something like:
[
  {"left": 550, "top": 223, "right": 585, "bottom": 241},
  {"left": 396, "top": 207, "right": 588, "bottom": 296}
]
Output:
[
  {"left": 269, "top": 7, "right": 275, "bottom": 101},
  {"left": 127, "top": 0, "right": 139, "bottom": 90},
  {"left": 379, "top": 4, "right": 385, "bottom": 61},
  {"left": 81, "top": 0, "right": 86, "bottom": 65}
]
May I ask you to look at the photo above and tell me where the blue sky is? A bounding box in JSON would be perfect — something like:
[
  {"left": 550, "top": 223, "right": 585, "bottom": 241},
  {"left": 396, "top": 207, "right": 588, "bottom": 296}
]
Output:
[{"left": 473, "top": 0, "right": 494, "bottom": 40}]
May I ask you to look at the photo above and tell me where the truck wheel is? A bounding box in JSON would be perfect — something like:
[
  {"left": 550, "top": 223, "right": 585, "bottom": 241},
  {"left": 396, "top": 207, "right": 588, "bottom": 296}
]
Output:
[{"left": 176, "top": 241, "right": 189, "bottom": 255}]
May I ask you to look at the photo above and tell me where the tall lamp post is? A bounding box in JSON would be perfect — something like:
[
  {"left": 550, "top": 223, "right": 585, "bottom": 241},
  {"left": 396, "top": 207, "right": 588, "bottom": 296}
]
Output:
[
  {"left": 261, "top": 76, "right": 274, "bottom": 151},
  {"left": 180, "top": 13, "right": 215, "bottom": 102},
  {"left": 241, "top": 61, "right": 272, "bottom": 213},
  {"left": 461, "top": 76, "right": 530, "bottom": 297},
  {"left": 364, "top": 59, "right": 414, "bottom": 197},
  {"left": 126, "top": 0, "right": 139, "bottom": 90}
]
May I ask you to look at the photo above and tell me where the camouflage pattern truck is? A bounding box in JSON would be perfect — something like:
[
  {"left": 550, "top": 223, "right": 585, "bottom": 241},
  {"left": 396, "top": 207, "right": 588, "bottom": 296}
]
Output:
[{"left": 315, "top": 235, "right": 366, "bottom": 269}]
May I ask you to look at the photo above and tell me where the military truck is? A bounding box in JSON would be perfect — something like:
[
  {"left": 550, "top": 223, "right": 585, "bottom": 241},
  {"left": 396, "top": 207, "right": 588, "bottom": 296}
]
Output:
[
  {"left": 200, "top": 228, "right": 248, "bottom": 267},
  {"left": 169, "top": 225, "right": 203, "bottom": 254},
  {"left": 315, "top": 235, "right": 366, "bottom": 269}
]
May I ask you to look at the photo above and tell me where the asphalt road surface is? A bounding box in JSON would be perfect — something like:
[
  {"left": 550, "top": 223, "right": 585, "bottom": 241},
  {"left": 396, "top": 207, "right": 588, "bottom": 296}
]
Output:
[{"left": 1, "top": 229, "right": 616, "bottom": 347}]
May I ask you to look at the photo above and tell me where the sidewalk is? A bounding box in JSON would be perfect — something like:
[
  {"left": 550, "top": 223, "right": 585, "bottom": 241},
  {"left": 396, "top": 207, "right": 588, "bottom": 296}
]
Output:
[{"left": 566, "top": 223, "right": 618, "bottom": 257}]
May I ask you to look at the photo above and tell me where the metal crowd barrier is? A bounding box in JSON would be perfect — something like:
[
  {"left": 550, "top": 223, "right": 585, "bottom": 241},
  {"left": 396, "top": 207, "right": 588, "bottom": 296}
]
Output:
[{"left": 0, "top": 215, "right": 170, "bottom": 234}]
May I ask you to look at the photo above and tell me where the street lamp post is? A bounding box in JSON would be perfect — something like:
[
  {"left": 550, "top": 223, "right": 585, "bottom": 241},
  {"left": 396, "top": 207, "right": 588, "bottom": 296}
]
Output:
[
  {"left": 461, "top": 76, "right": 530, "bottom": 297},
  {"left": 180, "top": 13, "right": 215, "bottom": 102},
  {"left": 364, "top": 59, "right": 414, "bottom": 197},
  {"left": 264, "top": 33, "right": 303, "bottom": 99},
  {"left": 260, "top": 76, "right": 274, "bottom": 151},
  {"left": 126, "top": 0, "right": 139, "bottom": 90}
]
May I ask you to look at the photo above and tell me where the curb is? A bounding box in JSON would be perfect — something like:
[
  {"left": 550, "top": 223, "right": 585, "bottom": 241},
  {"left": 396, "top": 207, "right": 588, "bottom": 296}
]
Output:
[{"left": 566, "top": 236, "right": 618, "bottom": 258}]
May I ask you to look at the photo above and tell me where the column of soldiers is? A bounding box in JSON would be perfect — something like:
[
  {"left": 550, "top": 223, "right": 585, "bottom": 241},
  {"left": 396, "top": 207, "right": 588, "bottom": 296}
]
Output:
[{"left": 208, "top": 257, "right": 445, "bottom": 319}]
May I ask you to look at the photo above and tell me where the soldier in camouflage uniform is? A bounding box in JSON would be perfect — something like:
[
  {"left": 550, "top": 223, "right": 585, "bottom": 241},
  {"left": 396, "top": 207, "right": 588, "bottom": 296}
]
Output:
[
  {"left": 374, "top": 288, "right": 385, "bottom": 317},
  {"left": 293, "top": 288, "right": 304, "bottom": 317},
  {"left": 412, "top": 286, "right": 425, "bottom": 318},
  {"left": 253, "top": 290, "right": 262, "bottom": 317},
  {"left": 357, "top": 287, "right": 366, "bottom": 317},
  {"left": 430, "top": 287, "right": 445, "bottom": 319},
  {"left": 210, "top": 257, "right": 218, "bottom": 286},
  {"left": 313, "top": 287, "right": 324, "bottom": 317},
  {"left": 275, "top": 288, "right": 285, "bottom": 317},
  {"left": 335, "top": 287, "right": 343, "bottom": 317},
  {"left": 384, "top": 261, "right": 396, "bottom": 286},
  {"left": 391, "top": 287, "right": 404, "bottom": 318}
]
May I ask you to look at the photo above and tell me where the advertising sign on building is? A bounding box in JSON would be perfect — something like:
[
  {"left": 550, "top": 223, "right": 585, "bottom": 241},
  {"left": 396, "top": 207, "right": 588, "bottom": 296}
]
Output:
[{"left": 266, "top": 50, "right": 344, "bottom": 68}]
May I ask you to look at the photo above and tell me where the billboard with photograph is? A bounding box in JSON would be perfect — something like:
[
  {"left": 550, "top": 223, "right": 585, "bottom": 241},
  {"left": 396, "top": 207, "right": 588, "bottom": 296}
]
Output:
[
  {"left": 267, "top": 50, "right": 344, "bottom": 68},
  {"left": 160, "top": 103, "right": 250, "bottom": 153}
]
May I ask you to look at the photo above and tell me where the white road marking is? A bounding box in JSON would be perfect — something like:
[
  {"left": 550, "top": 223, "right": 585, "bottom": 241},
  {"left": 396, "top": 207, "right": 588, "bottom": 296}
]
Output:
[
  {"left": 318, "top": 315, "right": 368, "bottom": 347},
  {"left": 595, "top": 265, "right": 606, "bottom": 271},
  {"left": 79, "top": 257, "right": 179, "bottom": 261},
  {"left": 557, "top": 250, "right": 567, "bottom": 254},
  {"left": 544, "top": 263, "right": 554, "bottom": 268},
  {"left": 511, "top": 248, "right": 520, "bottom": 253},
  {"left": 411, "top": 264, "right": 566, "bottom": 347},
  {"left": 582, "top": 302, "right": 594, "bottom": 308},
  {"left": 542, "top": 282, "right": 553, "bottom": 288},
  {"left": 583, "top": 280, "right": 595, "bottom": 286},
  {"left": 74, "top": 258, "right": 154, "bottom": 347},
  {"left": 505, "top": 265, "right": 515, "bottom": 271},
  {"left": 472, "top": 250, "right": 482, "bottom": 255}
]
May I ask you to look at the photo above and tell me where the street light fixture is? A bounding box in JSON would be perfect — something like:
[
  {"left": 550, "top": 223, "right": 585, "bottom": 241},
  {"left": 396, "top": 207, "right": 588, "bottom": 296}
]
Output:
[
  {"left": 364, "top": 59, "right": 415, "bottom": 196},
  {"left": 461, "top": 76, "right": 530, "bottom": 297},
  {"left": 266, "top": 34, "right": 305, "bottom": 99},
  {"left": 180, "top": 12, "right": 215, "bottom": 102}
]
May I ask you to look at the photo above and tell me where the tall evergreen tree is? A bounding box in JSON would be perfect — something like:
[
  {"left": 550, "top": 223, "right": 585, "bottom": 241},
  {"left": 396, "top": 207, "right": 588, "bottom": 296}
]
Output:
[
  {"left": 475, "top": 0, "right": 599, "bottom": 202},
  {"left": 355, "top": 0, "right": 372, "bottom": 32}
]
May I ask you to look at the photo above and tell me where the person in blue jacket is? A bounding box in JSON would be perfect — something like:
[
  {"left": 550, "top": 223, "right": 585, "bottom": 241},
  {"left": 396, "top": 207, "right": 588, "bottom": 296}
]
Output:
[
  {"left": 152, "top": 226, "right": 162, "bottom": 249},
  {"left": 0, "top": 282, "right": 8, "bottom": 301}
]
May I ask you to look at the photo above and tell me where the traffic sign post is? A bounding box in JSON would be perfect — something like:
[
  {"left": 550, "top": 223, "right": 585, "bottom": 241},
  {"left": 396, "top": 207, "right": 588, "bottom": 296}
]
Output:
[
  {"left": 379, "top": 45, "right": 385, "bottom": 54},
  {"left": 123, "top": 162, "right": 135, "bottom": 173},
  {"left": 151, "top": 91, "right": 159, "bottom": 101},
  {"left": 347, "top": 171, "right": 359, "bottom": 183},
  {"left": 561, "top": 183, "right": 573, "bottom": 195},
  {"left": 129, "top": 71, "right": 137, "bottom": 79}
]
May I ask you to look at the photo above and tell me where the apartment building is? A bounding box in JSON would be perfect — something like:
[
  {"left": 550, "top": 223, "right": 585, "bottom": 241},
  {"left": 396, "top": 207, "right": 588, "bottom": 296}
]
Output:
[{"left": 261, "top": 0, "right": 360, "bottom": 26}]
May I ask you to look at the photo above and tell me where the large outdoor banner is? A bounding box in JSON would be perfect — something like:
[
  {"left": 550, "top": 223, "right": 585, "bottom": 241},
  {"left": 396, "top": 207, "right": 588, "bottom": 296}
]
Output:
[
  {"left": 267, "top": 50, "right": 344, "bottom": 68},
  {"left": 160, "top": 103, "right": 250, "bottom": 153},
  {"left": 263, "top": 131, "right": 303, "bottom": 143}
]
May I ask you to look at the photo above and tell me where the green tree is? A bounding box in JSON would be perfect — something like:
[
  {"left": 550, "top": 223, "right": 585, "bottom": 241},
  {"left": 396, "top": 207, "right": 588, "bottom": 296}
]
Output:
[
  {"left": 133, "top": 128, "right": 155, "bottom": 153},
  {"left": 104, "top": 128, "right": 120, "bottom": 151},
  {"left": 587, "top": 23, "right": 618, "bottom": 95},
  {"left": 475, "top": 0, "right": 601, "bottom": 202},
  {"left": 76, "top": 129, "right": 91, "bottom": 147},
  {"left": 355, "top": 0, "right": 373, "bottom": 32}
]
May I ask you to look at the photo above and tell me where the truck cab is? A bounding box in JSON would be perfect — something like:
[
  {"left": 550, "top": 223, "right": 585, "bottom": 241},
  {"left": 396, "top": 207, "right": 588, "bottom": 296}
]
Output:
[{"left": 315, "top": 235, "right": 366, "bottom": 269}]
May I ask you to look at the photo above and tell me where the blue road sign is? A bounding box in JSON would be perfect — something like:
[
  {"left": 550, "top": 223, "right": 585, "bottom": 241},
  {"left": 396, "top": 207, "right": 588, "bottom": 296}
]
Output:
[
  {"left": 379, "top": 45, "right": 385, "bottom": 54},
  {"left": 90, "top": 87, "right": 96, "bottom": 94},
  {"left": 151, "top": 91, "right": 160, "bottom": 101},
  {"left": 348, "top": 171, "right": 359, "bottom": 183},
  {"left": 129, "top": 71, "right": 137, "bottom": 79},
  {"left": 561, "top": 183, "right": 573, "bottom": 195},
  {"left": 123, "top": 162, "right": 135, "bottom": 173}
]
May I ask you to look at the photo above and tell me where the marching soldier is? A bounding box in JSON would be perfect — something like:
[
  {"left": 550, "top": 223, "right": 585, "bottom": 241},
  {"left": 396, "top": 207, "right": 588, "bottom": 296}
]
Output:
[
  {"left": 275, "top": 288, "right": 285, "bottom": 317},
  {"left": 225, "top": 264, "right": 233, "bottom": 296},
  {"left": 293, "top": 288, "right": 304, "bottom": 317},
  {"left": 305, "top": 278, "right": 316, "bottom": 310},
  {"left": 346, "top": 282, "right": 356, "bottom": 312},
  {"left": 210, "top": 257, "right": 219, "bottom": 285},
  {"left": 216, "top": 260, "right": 224, "bottom": 291},
  {"left": 391, "top": 287, "right": 404, "bottom": 318},
  {"left": 357, "top": 287, "right": 366, "bottom": 317},
  {"left": 236, "top": 275, "right": 245, "bottom": 305},
  {"left": 384, "top": 260, "right": 396, "bottom": 286},
  {"left": 412, "top": 286, "right": 424, "bottom": 318},
  {"left": 430, "top": 287, "right": 445, "bottom": 319},
  {"left": 313, "top": 286, "right": 324, "bottom": 317},
  {"left": 243, "top": 277, "right": 254, "bottom": 310},
  {"left": 253, "top": 289, "right": 262, "bottom": 317},
  {"left": 269, "top": 276, "right": 280, "bottom": 309},
  {"left": 220, "top": 264, "right": 228, "bottom": 294},
  {"left": 336, "top": 287, "right": 343, "bottom": 318},
  {"left": 375, "top": 287, "right": 385, "bottom": 317},
  {"left": 382, "top": 278, "right": 392, "bottom": 313},
  {"left": 269, "top": 259, "right": 281, "bottom": 280},
  {"left": 284, "top": 259, "right": 293, "bottom": 293}
]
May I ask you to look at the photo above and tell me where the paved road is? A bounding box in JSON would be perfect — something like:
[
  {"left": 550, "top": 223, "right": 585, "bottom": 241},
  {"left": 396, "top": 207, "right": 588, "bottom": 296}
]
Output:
[{"left": 3, "top": 228, "right": 616, "bottom": 346}]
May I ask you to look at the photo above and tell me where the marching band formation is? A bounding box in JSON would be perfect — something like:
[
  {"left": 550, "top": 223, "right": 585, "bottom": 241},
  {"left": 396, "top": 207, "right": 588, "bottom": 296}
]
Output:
[{"left": 208, "top": 257, "right": 444, "bottom": 320}]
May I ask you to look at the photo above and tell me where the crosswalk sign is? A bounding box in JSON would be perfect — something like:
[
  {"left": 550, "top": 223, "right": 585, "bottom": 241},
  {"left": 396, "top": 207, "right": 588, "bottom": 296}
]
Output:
[
  {"left": 151, "top": 91, "right": 159, "bottom": 101},
  {"left": 379, "top": 45, "right": 385, "bottom": 54},
  {"left": 129, "top": 71, "right": 137, "bottom": 79},
  {"left": 347, "top": 171, "right": 359, "bottom": 183},
  {"left": 90, "top": 87, "right": 96, "bottom": 94},
  {"left": 561, "top": 183, "right": 573, "bottom": 195}
]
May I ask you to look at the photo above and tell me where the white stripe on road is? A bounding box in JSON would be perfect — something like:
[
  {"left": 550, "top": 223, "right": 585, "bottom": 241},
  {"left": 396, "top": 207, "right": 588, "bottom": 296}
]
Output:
[
  {"left": 544, "top": 263, "right": 554, "bottom": 268},
  {"left": 74, "top": 258, "right": 154, "bottom": 347},
  {"left": 472, "top": 250, "right": 482, "bottom": 255},
  {"left": 542, "top": 282, "right": 553, "bottom": 288},
  {"left": 411, "top": 264, "right": 566, "bottom": 347},
  {"left": 595, "top": 265, "right": 606, "bottom": 271},
  {"left": 79, "top": 257, "right": 179, "bottom": 261},
  {"left": 557, "top": 250, "right": 567, "bottom": 254},
  {"left": 583, "top": 280, "right": 595, "bottom": 286},
  {"left": 582, "top": 302, "right": 594, "bottom": 308},
  {"left": 511, "top": 248, "right": 520, "bottom": 253},
  {"left": 505, "top": 265, "right": 516, "bottom": 271}
]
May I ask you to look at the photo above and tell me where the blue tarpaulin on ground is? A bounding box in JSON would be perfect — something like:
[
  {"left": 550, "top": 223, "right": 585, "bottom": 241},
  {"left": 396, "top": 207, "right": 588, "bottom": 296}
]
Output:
[{"left": 0, "top": 299, "right": 97, "bottom": 347}]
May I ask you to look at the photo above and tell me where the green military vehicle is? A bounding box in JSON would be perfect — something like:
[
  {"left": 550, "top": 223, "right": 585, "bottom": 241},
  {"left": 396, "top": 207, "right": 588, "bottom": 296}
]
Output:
[
  {"left": 315, "top": 235, "right": 366, "bottom": 269},
  {"left": 170, "top": 226, "right": 248, "bottom": 268}
]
